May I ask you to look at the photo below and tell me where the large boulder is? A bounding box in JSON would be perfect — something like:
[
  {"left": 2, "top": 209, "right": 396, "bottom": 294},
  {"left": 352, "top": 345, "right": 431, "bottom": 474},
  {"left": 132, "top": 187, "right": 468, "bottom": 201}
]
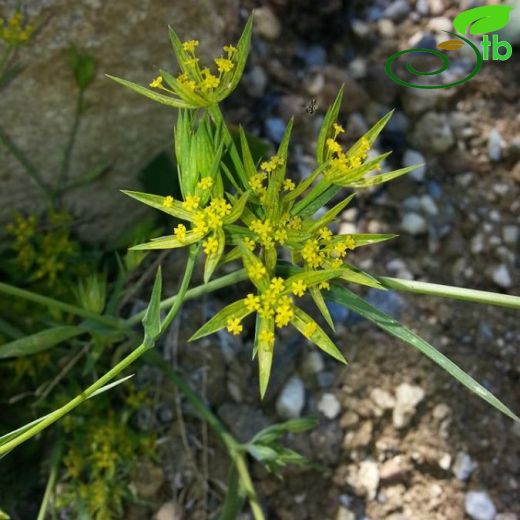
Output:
[{"left": 0, "top": 0, "right": 236, "bottom": 242}]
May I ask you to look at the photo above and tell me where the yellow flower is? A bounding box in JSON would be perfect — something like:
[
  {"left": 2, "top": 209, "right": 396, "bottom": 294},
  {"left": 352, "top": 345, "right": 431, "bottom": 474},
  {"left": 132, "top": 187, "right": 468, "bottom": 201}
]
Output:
[
  {"left": 250, "top": 173, "right": 266, "bottom": 193},
  {"left": 333, "top": 123, "right": 345, "bottom": 136},
  {"left": 182, "top": 39, "right": 199, "bottom": 53},
  {"left": 288, "top": 216, "right": 302, "bottom": 230},
  {"left": 326, "top": 138, "right": 343, "bottom": 154},
  {"left": 275, "top": 303, "right": 294, "bottom": 328},
  {"left": 330, "top": 258, "right": 343, "bottom": 268},
  {"left": 223, "top": 44, "right": 237, "bottom": 54},
  {"left": 201, "top": 68, "right": 220, "bottom": 90},
  {"left": 274, "top": 227, "right": 287, "bottom": 244},
  {"left": 163, "top": 195, "right": 174, "bottom": 207},
  {"left": 150, "top": 76, "right": 163, "bottom": 88},
  {"left": 283, "top": 179, "right": 296, "bottom": 192},
  {"left": 174, "top": 224, "right": 187, "bottom": 241},
  {"left": 270, "top": 277, "right": 285, "bottom": 294},
  {"left": 202, "top": 236, "right": 219, "bottom": 255},
  {"left": 178, "top": 73, "right": 197, "bottom": 91},
  {"left": 319, "top": 227, "right": 333, "bottom": 241},
  {"left": 345, "top": 236, "right": 356, "bottom": 249},
  {"left": 291, "top": 280, "right": 307, "bottom": 297},
  {"left": 318, "top": 281, "right": 330, "bottom": 290},
  {"left": 215, "top": 57, "right": 234, "bottom": 73},
  {"left": 182, "top": 195, "right": 200, "bottom": 210},
  {"left": 227, "top": 317, "right": 243, "bottom": 335},
  {"left": 259, "top": 330, "right": 275, "bottom": 343},
  {"left": 243, "top": 237, "right": 256, "bottom": 251},
  {"left": 248, "top": 262, "right": 266, "bottom": 281},
  {"left": 303, "top": 321, "right": 318, "bottom": 337},
  {"left": 245, "top": 293, "right": 261, "bottom": 312},
  {"left": 197, "top": 177, "right": 214, "bottom": 190}
]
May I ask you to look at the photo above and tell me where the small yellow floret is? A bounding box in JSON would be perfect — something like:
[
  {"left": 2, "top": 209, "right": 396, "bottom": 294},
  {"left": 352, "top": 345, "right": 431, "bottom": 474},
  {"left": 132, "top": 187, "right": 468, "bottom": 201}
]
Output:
[
  {"left": 270, "top": 277, "right": 285, "bottom": 294},
  {"left": 197, "top": 177, "right": 214, "bottom": 190},
  {"left": 182, "top": 40, "right": 199, "bottom": 53},
  {"left": 215, "top": 57, "right": 234, "bottom": 73},
  {"left": 182, "top": 195, "right": 200, "bottom": 211},
  {"left": 226, "top": 318, "right": 243, "bottom": 335},
  {"left": 291, "top": 280, "right": 307, "bottom": 297},
  {"left": 245, "top": 293, "right": 261, "bottom": 312},
  {"left": 259, "top": 330, "right": 275, "bottom": 344},
  {"left": 223, "top": 44, "right": 237, "bottom": 54},
  {"left": 333, "top": 123, "right": 345, "bottom": 136},
  {"left": 303, "top": 321, "right": 318, "bottom": 337},
  {"left": 318, "top": 281, "right": 330, "bottom": 290},
  {"left": 163, "top": 195, "right": 174, "bottom": 207},
  {"left": 319, "top": 227, "right": 333, "bottom": 241},
  {"left": 243, "top": 237, "right": 256, "bottom": 251},
  {"left": 326, "top": 138, "right": 343, "bottom": 154},
  {"left": 248, "top": 262, "right": 266, "bottom": 281},
  {"left": 150, "top": 76, "right": 163, "bottom": 88},
  {"left": 283, "top": 179, "right": 296, "bottom": 192},
  {"left": 202, "top": 236, "right": 219, "bottom": 255},
  {"left": 174, "top": 224, "right": 187, "bottom": 241}
]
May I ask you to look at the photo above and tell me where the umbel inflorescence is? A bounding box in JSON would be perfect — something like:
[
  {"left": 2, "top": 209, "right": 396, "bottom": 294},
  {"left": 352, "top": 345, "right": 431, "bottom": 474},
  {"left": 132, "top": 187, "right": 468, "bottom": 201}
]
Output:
[{"left": 110, "top": 16, "right": 420, "bottom": 397}]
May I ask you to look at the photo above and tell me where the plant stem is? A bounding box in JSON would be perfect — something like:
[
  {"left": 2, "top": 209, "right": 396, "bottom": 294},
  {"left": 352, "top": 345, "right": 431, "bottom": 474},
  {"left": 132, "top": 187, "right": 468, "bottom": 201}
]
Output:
[
  {"left": 0, "top": 251, "right": 199, "bottom": 456},
  {"left": 36, "top": 443, "right": 61, "bottom": 520},
  {"left": 377, "top": 276, "right": 520, "bottom": 309},
  {"left": 233, "top": 453, "right": 265, "bottom": 520},
  {"left": 0, "top": 124, "right": 53, "bottom": 203},
  {"left": 0, "top": 45, "right": 14, "bottom": 77},
  {"left": 128, "top": 268, "right": 248, "bottom": 326},
  {"left": 0, "top": 282, "right": 126, "bottom": 330},
  {"left": 160, "top": 244, "right": 199, "bottom": 333},
  {"left": 57, "top": 88, "right": 84, "bottom": 206}
]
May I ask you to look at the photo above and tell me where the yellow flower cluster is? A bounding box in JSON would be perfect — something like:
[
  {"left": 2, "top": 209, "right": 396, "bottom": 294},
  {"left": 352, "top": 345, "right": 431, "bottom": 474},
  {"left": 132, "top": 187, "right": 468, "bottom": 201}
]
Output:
[
  {"left": 325, "top": 130, "right": 372, "bottom": 177},
  {"left": 193, "top": 197, "right": 232, "bottom": 234},
  {"left": 150, "top": 40, "right": 238, "bottom": 97},
  {"left": 260, "top": 155, "right": 283, "bottom": 173},
  {"left": 226, "top": 317, "right": 243, "bottom": 335},
  {"left": 301, "top": 228, "right": 355, "bottom": 269},
  {"left": 303, "top": 321, "right": 318, "bottom": 337},
  {"left": 202, "top": 236, "right": 219, "bottom": 254},
  {"left": 249, "top": 217, "right": 288, "bottom": 247},
  {"left": 163, "top": 195, "right": 174, "bottom": 207},
  {"left": 0, "top": 12, "right": 34, "bottom": 45},
  {"left": 197, "top": 176, "right": 213, "bottom": 190}
]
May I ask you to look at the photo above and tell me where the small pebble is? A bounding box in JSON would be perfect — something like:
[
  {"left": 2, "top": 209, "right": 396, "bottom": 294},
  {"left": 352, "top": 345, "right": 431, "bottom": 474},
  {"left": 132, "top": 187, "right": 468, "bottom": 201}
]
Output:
[
  {"left": 403, "top": 149, "right": 426, "bottom": 181},
  {"left": 401, "top": 213, "right": 428, "bottom": 235},
  {"left": 491, "top": 264, "right": 512, "bottom": 289},
  {"left": 253, "top": 6, "right": 281, "bottom": 40},
  {"left": 276, "top": 376, "right": 305, "bottom": 419},
  {"left": 488, "top": 129, "right": 503, "bottom": 162},
  {"left": 318, "top": 393, "right": 342, "bottom": 419},
  {"left": 464, "top": 490, "right": 497, "bottom": 520}
]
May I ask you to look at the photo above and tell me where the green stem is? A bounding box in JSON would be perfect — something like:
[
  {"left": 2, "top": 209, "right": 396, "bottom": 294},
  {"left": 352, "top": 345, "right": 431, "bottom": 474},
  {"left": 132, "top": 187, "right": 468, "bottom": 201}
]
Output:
[
  {"left": 0, "top": 251, "right": 199, "bottom": 456},
  {"left": 0, "top": 124, "right": 53, "bottom": 203},
  {"left": 0, "top": 282, "right": 127, "bottom": 330},
  {"left": 233, "top": 453, "right": 265, "bottom": 520},
  {"left": 0, "top": 340, "right": 150, "bottom": 457},
  {"left": 377, "top": 276, "right": 520, "bottom": 310},
  {"left": 0, "top": 45, "right": 14, "bottom": 77},
  {"left": 57, "top": 88, "right": 84, "bottom": 205},
  {"left": 128, "top": 268, "right": 248, "bottom": 326},
  {"left": 36, "top": 443, "right": 61, "bottom": 520},
  {"left": 160, "top": 244, "right": 199, "bottom": 333}
]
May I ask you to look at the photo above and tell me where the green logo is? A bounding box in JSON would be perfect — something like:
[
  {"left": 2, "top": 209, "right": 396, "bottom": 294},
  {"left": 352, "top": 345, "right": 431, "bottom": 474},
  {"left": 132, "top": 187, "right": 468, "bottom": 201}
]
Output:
[{"left": 385, "top": 5, "right": 513, "bottom": 89}]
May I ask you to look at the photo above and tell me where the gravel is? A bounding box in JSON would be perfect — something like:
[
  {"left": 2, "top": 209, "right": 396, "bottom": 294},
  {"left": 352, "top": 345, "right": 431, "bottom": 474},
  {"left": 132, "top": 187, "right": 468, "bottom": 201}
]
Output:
[
  {"left": 276, "top": 376, "right": 306, "bottom": 419},
  {"left": 465, "top": 490, "right": 497, "bottom": 520}
]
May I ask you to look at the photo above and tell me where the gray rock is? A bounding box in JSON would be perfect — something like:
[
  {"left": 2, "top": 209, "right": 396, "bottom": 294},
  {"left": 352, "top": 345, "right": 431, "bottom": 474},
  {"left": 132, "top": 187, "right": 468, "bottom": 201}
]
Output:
[
  {"left": 348, "top": 58, "right": 367, "bottom": 80},
  {"left": 491, "top": 264, "right": 512, "bottom": 289},
  {"left": 253, "top": 6, "right": 281, "bottom": 40},
  {"left": 393, "top": 383, "right": 425, "bottom": 429},
  {"left": 378, "top": 19, "right": 397, "bottom": 38},
  {"left": 453, "top": 452, "right": 477, "bottom": 481},
  {"left": 502, "top": 225, "right": 518, "bottom": 245},
  {"left": 276, "top": 376, "right": 305, "bottom": 419},
  {"left": 416, "top": 0, "right": 429, "bottom": 16},
  {"left": 297, "top": 45, "right": 327, "bottom": 67},
  {"left": 420, "top": 194, "right": 438, "bottom": 216},
  {"left": 411, "top": 112, "right": 454, "bottom": 153},
  {"left": 401, "top": 213, "right": 428, "bottom": 235},
  {"left": 465, "top": 490, "right": 497, "bottom": 520},
  {"left": 383, "top": 0, "right": 411, "bottom": 21},
  {"left": 370, "top": 388, "right": 396, "bottom": 410},
  {"left": 488, "top": 129, "right": 503, "bottom": 162},
  {"left": 429, "top": 0, "right": 445, "bottom": 15},
  {"left": 318, "top": 393, "right": 342, "bottom": 419},
  {"left": 351, "top": 19, "right": 370, "bottom": 38},
  {"left": 301, "top": 350, "right": 325, "bottom": 375},
  {"left": 265, "top": 117, "right": 286, "bottom": 143},
  {"left": 496, "top": 514, "right": 518, "bottom": 520},
  {"left": 366, "top": 289, "right": 404, "bottom": 319},
  {"left": 243, "top": 65, "right": 267, "bottom": 98},
  {"left": 335, "top": 507, "right": 356, "bottom": 520},
  {"left": 154, "top": 501, "right": 184, "bottom": 520},
  {"left": 0, "top": 0, "right": 236, "bottom": 241},
  {"left": 347, "top": 460, "right": 380, "bottom": 500},
  {"left": 218, "top": 404, "right": 271, "bottom": 442},
  {"left": 403, "top": 149, "right": 426, "bottom": 181}
]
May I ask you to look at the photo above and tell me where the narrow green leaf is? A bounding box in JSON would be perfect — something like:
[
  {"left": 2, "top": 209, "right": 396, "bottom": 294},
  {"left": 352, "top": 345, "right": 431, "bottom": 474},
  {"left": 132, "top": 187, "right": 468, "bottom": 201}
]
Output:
[
  {"left": 239, "top": 126, "right": 258, "bottom": 180},
  {"left": 293, "top": 182, "right": 341, "bottom": 218},
  {"left": 327, "top": 152, "right": 392, "bottom": 186},
  {"left": 334, "top": 233, "right": 397, "bottom": 247},
  {"left": 143, "top": 267, "right": 162, "bottom": 339},
  {"left": 310, "top": 285, "right": 335, "bottom": 330},
  {"left": 159, "top": 68, "right": 207, "bottom": 106},
  {"left": 291, "top": 307, "right": 346, "bottom": 363},
  {"left": 308, "top": 193, "right": 356, "bottom": 231},
  {"left": 327, "top": 285, "right": 519, "bottom": 422},
  {"left": 238, "top": 242, "right": 270, "bottom": 291},
  {"left": 282, "top": 268, "right": 344, "bottom": 295},
  {"left": 349, "top": 164, "right": 421, "bottom": 188},
  {"left": 106, "top": 75, "right": 193, "bottom": 108},
  {"left": 129, "top": 230, "right": 205, "bottom": 250},
  {"left": 223, "top": 191, "right": 250, "bottom": 225},
  {"left": 338, "top": 264, "right": 386, "bottom": 289},
  {"left": 316, "top": 85, "right": 344, "bottom": 165},
  {"left": 204, "top": 229, "right": 226, "bottom": 283},
  {"left": 190, "top": 299, "right": 252, "bottom": 340},
  {"left": 121, "top": 190, "right": 196, "bottom": 221},
  {"left": 0, "top": 326, "right": 85, "bottom": 359},
  {"left": 257, "top": 316, "right": 275, "bottom": 398}
]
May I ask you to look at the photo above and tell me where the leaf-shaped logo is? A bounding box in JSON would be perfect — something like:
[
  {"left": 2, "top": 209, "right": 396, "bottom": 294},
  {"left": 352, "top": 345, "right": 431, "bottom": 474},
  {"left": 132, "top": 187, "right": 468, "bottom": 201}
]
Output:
[{"left": 453, "top": 5, "right": 513, "bottom": 35}]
